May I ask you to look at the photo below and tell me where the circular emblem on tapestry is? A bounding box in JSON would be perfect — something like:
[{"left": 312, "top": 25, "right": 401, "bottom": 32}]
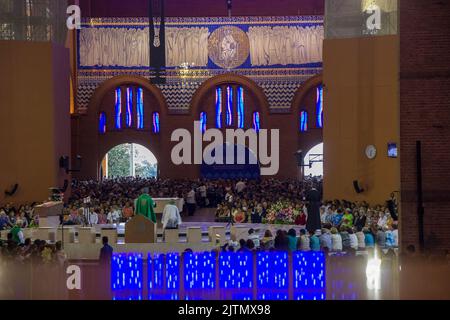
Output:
[{"left": 208, "top": 26, "right": 250, "bottom": 69}]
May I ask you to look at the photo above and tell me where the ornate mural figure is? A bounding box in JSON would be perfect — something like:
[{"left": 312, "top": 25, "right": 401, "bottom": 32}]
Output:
[{"left": 208, "top": 26, "right": 250, "bottom": 69}]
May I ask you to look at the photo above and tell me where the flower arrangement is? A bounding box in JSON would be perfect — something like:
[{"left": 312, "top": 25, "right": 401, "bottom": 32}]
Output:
[{"left": 263, "top": 201, "right": 301, "bottom": 225}]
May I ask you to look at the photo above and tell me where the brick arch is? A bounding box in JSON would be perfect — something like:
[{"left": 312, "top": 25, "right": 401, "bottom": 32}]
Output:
[
  {"left": 77, "top": 75, "right": 167, "bottom": 180},
  {"left": 190, "top": 73, "right": 270, "bottom": 117},
  {"left": 291, "top": 74, "right": 323, "bottom": 114},
  {"left": 88, "top": 75, "right": 168, "bottom": 116}
]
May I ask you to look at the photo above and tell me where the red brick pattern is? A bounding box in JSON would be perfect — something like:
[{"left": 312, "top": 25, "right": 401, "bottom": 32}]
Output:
[{"left": 400, "top": 0, "right": 450, "bottom": 251}]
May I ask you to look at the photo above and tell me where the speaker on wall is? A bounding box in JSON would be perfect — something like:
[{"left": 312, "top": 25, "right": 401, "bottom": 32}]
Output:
[
  {"left": 353, "top": 180, "right": 364, "bottom": 194},
  {"left": 4, "top": 184, "right": 19, "bottom": 197}
]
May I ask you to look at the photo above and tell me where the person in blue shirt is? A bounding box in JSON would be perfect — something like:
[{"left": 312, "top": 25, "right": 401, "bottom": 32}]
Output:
[
  {"left": 99, "top": 236, "right": 113, "bottom": 265},
  {"left": 310, "top": 231, "right": 321, "bottom": 251},
  {"left": 332, "top": 208, "right": 344, "bottom": 227},
  {"left": 363, "top": 228, "right": 375, "bottom": 248}
]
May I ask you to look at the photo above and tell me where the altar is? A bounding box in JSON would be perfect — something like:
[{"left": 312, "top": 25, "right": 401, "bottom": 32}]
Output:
[{"left": 134, "top": 197, "right": 184, "bottom": 228}]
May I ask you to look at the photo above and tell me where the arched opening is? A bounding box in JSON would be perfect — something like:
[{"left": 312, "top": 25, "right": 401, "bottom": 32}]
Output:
[
  {"left": 101, "top": 143, "right": 158, "bottom": 179},
  {"left": 201, "top": 143, "right": 260, "bottom": 180},
  {"left": 304, "top": 143, "right": 323, "bottom": 177}
]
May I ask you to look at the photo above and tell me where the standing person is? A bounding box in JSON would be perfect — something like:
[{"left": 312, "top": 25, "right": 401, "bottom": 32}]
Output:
[
  {"left": 99, "top": 236, "right": 113, "bottom": 266},
  {"left": 161, "top": 200, "right": 182, "bottom": 231},
  {"left": 305, "top": 182, "right": 321, "bottom": 233},
  {"left": 186, "top": 188, "right": 197, "bottom": 217},
  {"left": 198, "top": 184, "right": 207, "bottom": 207},
  {"left": 135, "top": 190, "right": 157, "bottom": 223}
]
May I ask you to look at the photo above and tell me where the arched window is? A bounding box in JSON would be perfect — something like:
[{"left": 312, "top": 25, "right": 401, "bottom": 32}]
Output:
[
  {"left": 316, "top": 85, "right": 324, "bottom": 128},
  {"left": 215, "top": 87, "right": 223, "bottom": 129},
  {"left": 253, "top": 111, "right": 260, "bottom": 132},
  {"left": 114, "top": 87, "right": 122, "bottom": 129},
  {"left": 126, "top": 87, "right": 133, "bottom": 128},
  {"left": 152, "top": 112, "right": 160, "bottom": 134},
  {"left": 300, "top": 110, "right": 308, "bottom": 132},
  {"left": 200, "top": 112, "right": 207, "bottom": 133},
  {"left": 237, "top": 86, "right": 245, "bottom": 129},
  {"left": 136, "top": 87, "right": 144, "bottom": 129},
  {"left": 99, "top": 112, "right": 106, "bottom": 134},
  {"left": 215, "top": 85, "right": 250, "bottom": 129}
]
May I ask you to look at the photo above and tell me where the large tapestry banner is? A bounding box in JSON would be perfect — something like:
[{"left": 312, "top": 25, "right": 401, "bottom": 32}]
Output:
[{"left": 77, "top": 16, "right": 324, "bottom": 70}]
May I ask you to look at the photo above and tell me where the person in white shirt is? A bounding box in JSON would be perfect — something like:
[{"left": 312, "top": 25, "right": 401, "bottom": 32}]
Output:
[
  {"left": 348, "top": 228, "right": 359, "bottom": 250},
  {"left": 235, "top": 180, "right": 246, "bottom": 194},
  {"left": 186, "top": 189, "right": 196, "bottom": 216},
  {"left": 331, "top": 227, "right": 343, "bottom": 252},
  {"left": 89, "top": 210, "right": 99, "bottom": 225},
  {"left": 107, "top": 206, "right": 121, "bottom": 224},
  {"left": 161, "top": 201, "right": 182, "bottom": 230},
  {"left": 356, "top": 226, "right": 366, "bottom": 250},
  {"left": 248, "top": 228, "right": 260, "bottom": 248}
]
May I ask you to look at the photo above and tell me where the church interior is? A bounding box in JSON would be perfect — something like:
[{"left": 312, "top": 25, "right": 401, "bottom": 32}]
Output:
[{"left": 0, "top": 0, "right": 450, "bottom": 301}]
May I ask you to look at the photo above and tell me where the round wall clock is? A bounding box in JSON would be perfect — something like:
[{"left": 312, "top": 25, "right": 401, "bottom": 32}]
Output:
[{"left": 365, "top": 145, "right": 377, "bottom": 159}]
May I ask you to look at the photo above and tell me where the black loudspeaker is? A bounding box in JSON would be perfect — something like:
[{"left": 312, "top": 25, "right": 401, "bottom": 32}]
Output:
[
  {"left": 353, "top": 180, "right": 364, "bottom": 194},
  {"left": 4, "top": 184, "right": 19, "bottom": 196}
]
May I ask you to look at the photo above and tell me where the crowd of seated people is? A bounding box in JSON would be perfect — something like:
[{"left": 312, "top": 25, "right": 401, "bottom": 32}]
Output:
[
  {"left": 66, "top": 177, "right": 321, "bottom": 226},
  {"left": 0, "top": 234, "right": 67, "bottom": 266},
  {"left": 219, "top": 223, "right": 398, "bottom": 254},
  {"left": 0, "top": 204, "right": 39, "bottom": 231}
]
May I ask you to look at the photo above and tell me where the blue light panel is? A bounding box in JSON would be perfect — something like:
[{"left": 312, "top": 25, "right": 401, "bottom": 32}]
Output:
[
  {"left": 99, "top": 112, "right": 106, "bottom": 134},
  {"left": 256, "top": 251, "right": 289, "bottom": 290},
  {"left": 153, "top": 112, "right": 160, "bottom": 133},
  {"left": 316, "top": 85, "right": 324, "bottom": 128},
  {"left": 294, "top": 291, "right": 326, "bottom": 300},
  {"left": 219, "top": 252, "right": 253, "bottom": 289},
  {"left": 226, "top": 85, "right": 233, "bottom": 126},
  {"left": 111, "top": 253, "right": 143, "bottom": 291},
  {"left": 257, "top": 292, "right": 289, "bottom": 300},
  {"left": 237, "top": 86, "right": 245, "bottom": 129},
  {"left": 165, "top": 253, "right": 180, "bottom": 290},
  {"left": 115, "top": 88, "right": 122, "bottom": 129},
  {"left": 148, "top": 253, "right": 164, "bottom": 290},
  {"left": 300, "top": 110, "right": 308, "bottom": 132},
  {"left": 184, "top": 252, "right": 216, "bottom": 290},
  {"left": 293, "top": 251, "right": 326, "bottom": 290},
  {"left": 136, "top": 87, "right": 144, "bottom": 129},
  {"left": 216, "top": 87, "right": 222, "bottom": 129},
  {"left": 126, "top": 87, "right": 133, "bottom": 127}
]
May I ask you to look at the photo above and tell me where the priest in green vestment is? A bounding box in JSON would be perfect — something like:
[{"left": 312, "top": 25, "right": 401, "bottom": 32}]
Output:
[{"left": 135, "top": 193, "right": 157, "bottom": 223}]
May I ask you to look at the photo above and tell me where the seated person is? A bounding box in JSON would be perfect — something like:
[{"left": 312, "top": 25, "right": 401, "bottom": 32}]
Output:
[{"left": 248, "top": 228, "right": 260, "bottom": 248}]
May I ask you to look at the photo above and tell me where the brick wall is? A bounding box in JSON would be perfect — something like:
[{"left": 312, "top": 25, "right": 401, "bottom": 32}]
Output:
[{"left": 400, "top": 0, "right": 450, "bottom": 251}]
